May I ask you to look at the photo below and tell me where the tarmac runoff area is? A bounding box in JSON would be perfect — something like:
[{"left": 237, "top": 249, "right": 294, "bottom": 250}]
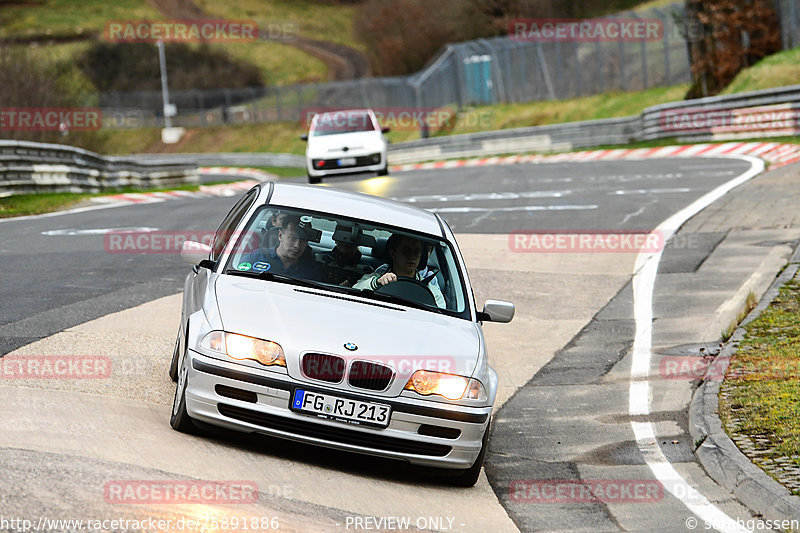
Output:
[{"left": 4, "top": 160, "right": 800, "bottom": 529}]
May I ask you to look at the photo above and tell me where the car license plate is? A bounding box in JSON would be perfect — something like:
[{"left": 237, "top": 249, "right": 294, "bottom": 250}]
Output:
[
  {"left": 291, "top": 389, "right": 391, "bottom": 428},
  {"left": 337, "top": 157, "right": 356, "bottom": 167}
]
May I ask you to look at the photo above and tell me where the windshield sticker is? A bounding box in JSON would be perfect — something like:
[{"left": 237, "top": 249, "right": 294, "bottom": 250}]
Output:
[
  {"left": 237, "top": 262, "right": 252, "bottom": 271},
  {"left": 252, "top": 261, "right": 271, "bottom": 272}
]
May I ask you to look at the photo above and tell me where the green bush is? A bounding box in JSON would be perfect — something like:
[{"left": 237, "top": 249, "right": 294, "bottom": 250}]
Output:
[
  {"left": 0, "top": 47, "right": 109, "bottom": 151},
  {"left": 77, "top": 42, "right": 265, "bottom": 92}
]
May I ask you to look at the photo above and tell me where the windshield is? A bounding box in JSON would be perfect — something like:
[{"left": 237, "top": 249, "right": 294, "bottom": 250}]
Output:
[
  {"left": 311, "top": 111, "right": 376, "bottom": 136},
  {"left": 224, "top": 206, "right": 469, "bottom": 318}
]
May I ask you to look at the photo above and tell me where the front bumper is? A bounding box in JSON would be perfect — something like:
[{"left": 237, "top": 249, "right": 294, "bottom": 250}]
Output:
[{"left": 185, "top": 350, "right": 491, "bottom": 469}]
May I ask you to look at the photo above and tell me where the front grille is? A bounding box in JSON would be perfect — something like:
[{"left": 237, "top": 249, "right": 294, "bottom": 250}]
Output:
[
  {"left": 348, "top": 361, "right": 394, "bottom": 391},
  {"left": 218, "top": 403, "right": 452, "bottom": 457},
  {"left": 302, "top": 353, "right": 345, "bottom": 383}
]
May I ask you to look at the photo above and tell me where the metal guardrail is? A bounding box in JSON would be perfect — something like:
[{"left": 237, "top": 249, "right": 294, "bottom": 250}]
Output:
[
  {"left": 0, "top": 140, "right": 198, "bottom": 195},
  {"left": 387, "top": 84, "right": 800, "bottom": 163},
  {"left": 3, "top": 84, "right": 800, "bottom": 189},
  {"left": 126, "top": 152, "right": 305, "bottom": 168},
  {"left": 388, "top": 116, "right": 641, "bottom": 164},
  {"left": 641, "top": 84, "right": 800, "bottom": 142}
]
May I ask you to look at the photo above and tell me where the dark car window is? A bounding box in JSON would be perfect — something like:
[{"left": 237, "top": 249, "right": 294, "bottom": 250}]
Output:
[
  {"left": 225, "top": 205, "right": 470, "bottom": 318},
  {"left": 311, "top": 111, "right": 375, "bottom": 136},
  {"left": 211, "top": 188, "right": 259, "bottom": 262}
]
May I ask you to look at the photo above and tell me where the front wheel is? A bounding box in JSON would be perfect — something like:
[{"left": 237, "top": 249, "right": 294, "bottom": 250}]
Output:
[
  {"left": 308, "top": 172, "right": 321, "bottom": 184},
  {"left": 170, "top": 347, "right": 197, "bottom": 434},
  {"left": 168, "top": 325, "right": 182, "bottom": 382},
  {"left": 377, "top": 164, "right": 389, "bottom": 176}
]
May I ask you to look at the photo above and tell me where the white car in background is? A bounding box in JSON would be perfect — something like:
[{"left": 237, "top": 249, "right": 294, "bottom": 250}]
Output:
[{"left": 302, "top": 108, "right": 390, "bottom": 184}]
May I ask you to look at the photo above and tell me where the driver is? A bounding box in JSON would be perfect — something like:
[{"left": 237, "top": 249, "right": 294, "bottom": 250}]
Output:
[{"left": 353, "top": 234, "right": 445, "bottom": 308}]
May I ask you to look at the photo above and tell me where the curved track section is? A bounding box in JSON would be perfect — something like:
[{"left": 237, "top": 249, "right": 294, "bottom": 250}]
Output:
[{"left": 2, "top": 157, "right": 797, "bottom": 531}]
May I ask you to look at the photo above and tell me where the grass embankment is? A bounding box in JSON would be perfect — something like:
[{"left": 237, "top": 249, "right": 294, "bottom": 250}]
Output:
[
  {"left": 722, "top": 46, "right": 800, "bottom": 95},
  {"left": 0, "top": 0, "right": 157, "bottom": 38},
  {"left": 100, "top": 84, "right": 693, "bottom": 155},
  {"left": 1, "top": 0, "right": 329, "bottom": 85},
  {"left": 195, "top": 0, "right": 364, "bottom": 51},
  {"left": 719, "top": 272, "right": 800, "bottom": 484},
  {"left": 111, "top": 41, "right": 800, "bottom": 155}
]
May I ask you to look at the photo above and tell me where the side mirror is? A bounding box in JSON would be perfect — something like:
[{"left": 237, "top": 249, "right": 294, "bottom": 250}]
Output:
[
  {"left": 381, "top": 127, "right": 390, "bottom": 134},
  {"left": 181, "top": 241, "right": 212, "bottom": 265},
  {"left": 300, "top": 134, "right": 308, "bottom": 141},
  {"left": 478, "top": 300, "right": 515, "bottom": 323}
]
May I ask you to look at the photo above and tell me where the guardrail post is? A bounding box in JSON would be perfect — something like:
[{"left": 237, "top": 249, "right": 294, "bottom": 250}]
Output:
[
  {"left": 632, "top": 11, "right": 648, "bottom": 89},
  {"left": 594, "top": 41, "right": 603, "bottom": 95},
  {"left": 517, "top": 41, "right": 527, "bottom": 103},
  {"left": 536, "top": 43, "right": 556, "bottom": 100},
  {"left": 659, "top": 8, "right": 671, "bottom": 84},
  {"left": 573, "top": 41, "right": 582, "bottom": 98},
  {"left": 296, "top": 85, "right": 303, "bottom": 123},
  {"left": 555, "top": 39, "right": 563, "bottom": 98}
]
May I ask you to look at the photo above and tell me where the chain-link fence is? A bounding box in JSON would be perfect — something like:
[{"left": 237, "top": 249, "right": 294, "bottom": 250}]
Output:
[
  {"left": 776, "top": 0, "right": 800, "bottom": 49},
  {"left": 97, "top": 1, "right": 798, "bottom": 130}
]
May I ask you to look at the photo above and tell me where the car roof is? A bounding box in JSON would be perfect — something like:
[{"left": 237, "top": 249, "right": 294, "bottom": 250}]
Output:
[
  {"left": 315, "top": 108, "right": 371, "bottom": 117},
  {"left": 263, "top": 182, "right": 444, "bottom": 237}
]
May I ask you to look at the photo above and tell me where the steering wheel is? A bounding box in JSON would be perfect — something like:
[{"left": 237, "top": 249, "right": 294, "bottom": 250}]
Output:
[{"left": 374, "top": 276, "right": 437, "bottom": 307}]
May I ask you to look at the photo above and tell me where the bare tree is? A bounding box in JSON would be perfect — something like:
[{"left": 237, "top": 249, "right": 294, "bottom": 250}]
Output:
[{"left": 685, "top": 0, "right": 781, "bottom": 97}]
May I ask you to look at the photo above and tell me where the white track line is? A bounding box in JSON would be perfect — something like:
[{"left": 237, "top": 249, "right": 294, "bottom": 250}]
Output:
[
  {"left": 0, "top": 201, "right": 132, "bottom": 223},
  {"left": 629, "top": 155, "right": 764, "bottom": 533}
]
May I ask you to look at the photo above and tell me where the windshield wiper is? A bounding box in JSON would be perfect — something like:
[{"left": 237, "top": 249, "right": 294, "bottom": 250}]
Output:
[
  {"left": 225, "top": 270, "right": 443, "bottom": 312},
  {"left": 356, "top": 289, "right": 444, "bottom": 314},
  {"left": 225, "top": 269, "right": 351, "bottom": 293}
]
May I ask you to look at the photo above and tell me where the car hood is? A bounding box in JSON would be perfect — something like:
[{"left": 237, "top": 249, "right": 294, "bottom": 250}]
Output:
[
  {"left": 214, "top": 275, "right": 480, "bottom": 383},
  {"left": 307, "top": 131, "right": 384, "bottom": 153}
]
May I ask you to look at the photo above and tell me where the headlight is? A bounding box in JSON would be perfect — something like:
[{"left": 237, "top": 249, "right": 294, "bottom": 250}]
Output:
[
  {"left": 199, "top": 331, "right": 285, "bottom": 367},
  {"left": 404, "top": 370, "right": 486, "bottom": 401}
]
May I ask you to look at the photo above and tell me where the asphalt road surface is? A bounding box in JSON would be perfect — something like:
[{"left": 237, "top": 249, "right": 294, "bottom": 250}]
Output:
[{"left": 0, "top": 157, "right": 781, "bottom": 532}]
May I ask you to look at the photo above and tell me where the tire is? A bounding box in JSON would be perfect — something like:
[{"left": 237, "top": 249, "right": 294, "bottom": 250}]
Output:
[
  {"left": 308, "top": 172, "right": 322, "bottom": 184},
  {"left": 377, "top": 164, "right": 389, "bottom": 176},
  {"left": 170, "top": 344, "right": 197, "bottom": 434},
  {"left": 168, "top": 324, "right": 182, "bottom": 383},
  {"left": 449, "top": 422, "right": 490, "bottom": 487}
]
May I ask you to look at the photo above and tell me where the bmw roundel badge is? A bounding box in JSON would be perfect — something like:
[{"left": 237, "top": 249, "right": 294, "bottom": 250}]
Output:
[{"left": 344, "top": 342, "right": 358, "bottom": 351}]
